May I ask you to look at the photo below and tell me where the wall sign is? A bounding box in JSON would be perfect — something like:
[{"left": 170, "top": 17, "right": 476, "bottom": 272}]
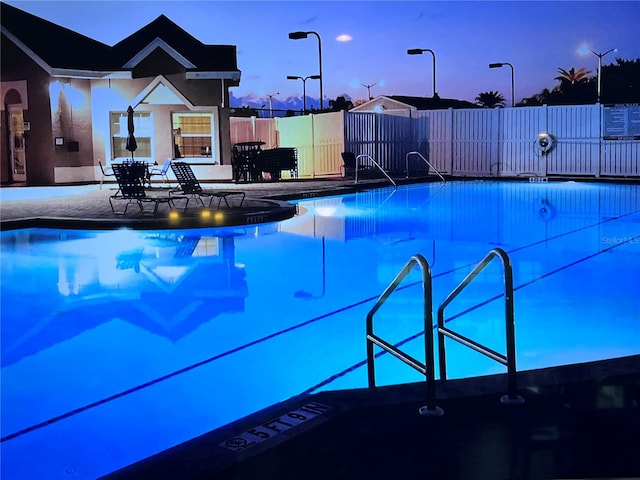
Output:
[{"left": 603, "top": 105, "right": 640, "bottom": 140}]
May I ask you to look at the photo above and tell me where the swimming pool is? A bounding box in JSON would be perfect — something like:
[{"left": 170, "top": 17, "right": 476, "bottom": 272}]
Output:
[{"left": 1, "top": 180, "right": 638, "bottom": 479}]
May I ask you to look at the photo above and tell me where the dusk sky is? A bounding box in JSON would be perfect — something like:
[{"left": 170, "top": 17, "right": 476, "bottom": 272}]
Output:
[{"left": 5, "top": 1, "right": 640, "bottom": 106}]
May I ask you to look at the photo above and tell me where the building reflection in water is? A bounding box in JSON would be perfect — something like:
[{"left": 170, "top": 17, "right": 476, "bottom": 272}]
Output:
[{"left": 1, "top": 230, "right": 248, "bottom": 366}]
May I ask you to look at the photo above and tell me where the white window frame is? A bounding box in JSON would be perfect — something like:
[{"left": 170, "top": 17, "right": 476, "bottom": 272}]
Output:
[{"left": 110, "top": 111, "right": 154, "bottom": 162}]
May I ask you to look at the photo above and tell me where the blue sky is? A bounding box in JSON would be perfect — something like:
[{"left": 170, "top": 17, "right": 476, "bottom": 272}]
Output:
[{"left": 6, "top": 1, "right": 640, "bottom": 105}]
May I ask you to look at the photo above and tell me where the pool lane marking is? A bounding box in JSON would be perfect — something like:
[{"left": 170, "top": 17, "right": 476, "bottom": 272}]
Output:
[
  {"left": 1, "top": 296, "right": 377, "bottom": 443},
  {"left": 302, "top": 233, "right": 639, "bottom": 395},
  {"left": 3, "top": 212, "right": 637, "bottom": 443}
]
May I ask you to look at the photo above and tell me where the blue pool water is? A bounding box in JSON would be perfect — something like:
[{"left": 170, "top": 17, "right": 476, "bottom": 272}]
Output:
[{"left": 1, "top": 180, "right": 639, "bottom": 479}]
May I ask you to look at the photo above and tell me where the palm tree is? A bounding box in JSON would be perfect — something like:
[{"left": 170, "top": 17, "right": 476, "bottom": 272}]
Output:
[
  {"left": 475, "top": 91, "right": 506, "bottom": 108},
  {"left": 554, "top": 67, "right": 590, "bottom": 85}
]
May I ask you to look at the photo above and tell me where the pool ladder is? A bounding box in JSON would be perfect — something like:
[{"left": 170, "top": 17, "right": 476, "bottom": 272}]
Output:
[
  {"left": 355, "top": 153, "right": 397, "bottom": 187},
  {"left": 366, "top": 247, "right": 524, "bottom": 416},
  {"left": 405, "top": 151, "right": 447, "bottom": 183}
]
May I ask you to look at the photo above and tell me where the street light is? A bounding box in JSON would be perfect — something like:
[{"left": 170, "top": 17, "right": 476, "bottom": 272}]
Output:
[
  {"left": 289, "top": 31, "right": 324, "bottom": 110},
  {"left": 407, "top": 48, "right": 437, "bottom": 98},
  {"left": 287, "top": 75, "right": 321, "bottom": 114},
  {"left": 590, "top": 48, "right": 617, "bottom": 103},
  {"left": 266, "top": 92, "right": 279, "bottom": 118},
  {"left": 361, "top": 82, "right": 377, "bottom": 100},
  {"left": 489, "top": 62, "right": 515, "bottom": 107}
]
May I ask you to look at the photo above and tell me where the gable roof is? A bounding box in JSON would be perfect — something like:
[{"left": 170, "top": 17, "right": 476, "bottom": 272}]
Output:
[
  {"left": 1, "top": 3, "right": 240, "bottom": 80},
  {"left": 111, "top": 14, "right": 238, "bottom": 74},
  {"left": 387, "top": 95, "right": 479, "bottom": 110},
  {"left": 1, "top": 2, "right": 115, "bottom": 73}
]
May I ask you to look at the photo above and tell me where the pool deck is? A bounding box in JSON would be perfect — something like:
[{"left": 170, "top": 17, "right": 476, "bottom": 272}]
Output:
[
  {"left": 106, "top": 355, "right": 640, "bottom": 480},
  {"left": 2, "top": 177, "right": 639, "bottom": 479},
  {"left": 0, "top": 176, "right": 413, "bottom": 230}
]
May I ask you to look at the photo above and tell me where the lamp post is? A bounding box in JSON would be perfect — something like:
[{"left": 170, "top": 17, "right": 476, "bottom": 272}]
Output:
[
  {"left": 407, "top": 48, "right": 437, "bottom": 98},
  {"left": 266, "top": 92, "right": 279, "bottom": 118},
  {"left": 361, "top": 82, "right": 377, "bottom": 100},
  {"left": 289, "top": 31, "right": 324, "bottom": 110},
  {"left": 590, "top": 48, "right": 617, "bottom": 103},
  {"left": 287, "top": 75, "right": 320, "bottom": 114},
  {"left": 489, "top": 62, "right": 515, "bottom": 107}
]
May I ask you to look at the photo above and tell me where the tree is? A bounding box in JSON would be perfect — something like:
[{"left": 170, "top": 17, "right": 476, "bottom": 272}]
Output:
[
  {"left": 600, "top": 58, "right": 640, "bottom": 104},
  {"left": 328, "top": 96, "right": 353, "bottom": 111},
  {"left": 475, "top": 91, "right": 506, "bottom": 108},
  {"left": 554, "top": 67, "right": 590, "bottom": 85}
]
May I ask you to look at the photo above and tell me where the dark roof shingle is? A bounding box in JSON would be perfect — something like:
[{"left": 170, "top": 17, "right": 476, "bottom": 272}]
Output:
[
  {"left": 1, "top": 3, "right": 238, "bottom": 74},
  {"left": 1, "top": 2, "right": 115, "bottom": 70}
]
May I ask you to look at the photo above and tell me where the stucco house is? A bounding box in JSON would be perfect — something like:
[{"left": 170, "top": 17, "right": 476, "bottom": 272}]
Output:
[
  {"left": 1, "top": 2, "right": 241, "bottom": 185},
  {"left": 351, "top": 95, "right": 478, "bottom": 115}
]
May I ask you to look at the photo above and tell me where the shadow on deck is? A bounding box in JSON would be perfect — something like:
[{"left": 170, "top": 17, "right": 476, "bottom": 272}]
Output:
[{"left": 105, "top": 355, "right": 640, "bottom": 480}]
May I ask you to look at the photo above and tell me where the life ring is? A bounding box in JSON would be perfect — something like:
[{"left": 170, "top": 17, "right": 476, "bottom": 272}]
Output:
[{"left": 534, "top": 132, "right": 556, "bottom": 156}]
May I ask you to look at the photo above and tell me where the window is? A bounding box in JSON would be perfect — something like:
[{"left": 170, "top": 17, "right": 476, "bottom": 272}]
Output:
[
  {"left": 110, "top": 111, "right": 153, "bottom": 161},
  {"left": 172, "top": 112, "right": 213, "bottom": 160}
]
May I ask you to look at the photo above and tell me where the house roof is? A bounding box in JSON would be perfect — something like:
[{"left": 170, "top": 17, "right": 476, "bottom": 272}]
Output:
[
  {"left": 1, "top": 2, "right": 115, "bottom": 71},
  {"left": 351, "top": 95, "right": 479, "bottom": 112},
  {"left": 111, "top": 14, "right": 238, "bottom": 73},
  {"left": 0, "top": 2, "right": 240, "bottom": 79},
  {"left": 387, "top": 95, "right": 479, "bottom": 110}
]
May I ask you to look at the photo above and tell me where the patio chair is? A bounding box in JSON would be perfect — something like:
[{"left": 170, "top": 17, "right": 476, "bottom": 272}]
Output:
[
  {"left": 170, "top": 161, "right": 245, "bottom": 208},
  {"left": 147, "top": 158, "right": 172, "bottom": 187},
  {"left": 99, "top": 160, "right": 115, "bottom": 190},
  {"left": 341, "top": 152, "right": 377, "bottom": 179},
  {"left": 109, "top": 163, "right": 187, "bottom": 216}
]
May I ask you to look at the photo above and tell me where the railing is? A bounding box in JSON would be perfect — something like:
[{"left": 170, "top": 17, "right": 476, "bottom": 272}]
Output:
[
  {"left": 437, "top": 248, "right": 524, "bottom": 405},
  {"left": 405, "top": 151, "right": 446, "bottom": 183},
  {"left": 356, "top": 154, "right": 397, "bottom": 187},
  {"left": 366, "top": 254, "right": 443, "bottom": 416}
]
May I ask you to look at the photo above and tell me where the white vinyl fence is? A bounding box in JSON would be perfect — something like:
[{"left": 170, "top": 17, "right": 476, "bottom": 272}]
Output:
[{"left": 230, "top": 104, "right": 639, "bottom": 179}]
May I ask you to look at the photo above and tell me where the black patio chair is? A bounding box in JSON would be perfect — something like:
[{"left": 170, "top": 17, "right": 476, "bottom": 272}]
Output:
[
  {"left": 170, "top": 162, "right": 245, "bottom": 208},
  {"left": 109, "top": 163, "right": 187, "bottom": 216},
  {"left": 341, "top": 152, "right": 377, "bottom": 178}
]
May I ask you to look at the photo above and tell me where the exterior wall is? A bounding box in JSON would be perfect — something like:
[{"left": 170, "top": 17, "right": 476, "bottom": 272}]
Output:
[
  {"left": 50, "top": 78, "right": 94, "bottom": 183},
  {"left": 68, "top": 75, "right": 231, "bottom": 184},
  {"left": 1, "top": 34, "right": 236, "bottom": 185},
  {"left": 1, "top": 36, "right": 55, "bottom": 185}
]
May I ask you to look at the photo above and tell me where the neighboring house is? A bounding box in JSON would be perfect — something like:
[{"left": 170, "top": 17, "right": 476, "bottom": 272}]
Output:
[
  {"left": 0, "top": 2, "right": 241, "bottom": 185},
  {"left": 351, "top": 95, "right": 478, "bottom": 115}
]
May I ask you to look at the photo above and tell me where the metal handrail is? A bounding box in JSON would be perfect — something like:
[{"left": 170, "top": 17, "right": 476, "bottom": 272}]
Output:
[
  {"left": 405, "top": 151, "right": 446, "bottom": 183},
  {"left": 355, "top": 154, "right": 397, "bottom": 187},
  {"left": 436, "top": 248, "right": 524, "bottom": 405},
  {"left": 366, "top": 254, "right": 443, "bottom": 416}
]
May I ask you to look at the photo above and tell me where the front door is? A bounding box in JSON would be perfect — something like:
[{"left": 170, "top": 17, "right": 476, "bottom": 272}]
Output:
[{"left": 8, "top": 106, "right": 26, "bottom": 182}]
